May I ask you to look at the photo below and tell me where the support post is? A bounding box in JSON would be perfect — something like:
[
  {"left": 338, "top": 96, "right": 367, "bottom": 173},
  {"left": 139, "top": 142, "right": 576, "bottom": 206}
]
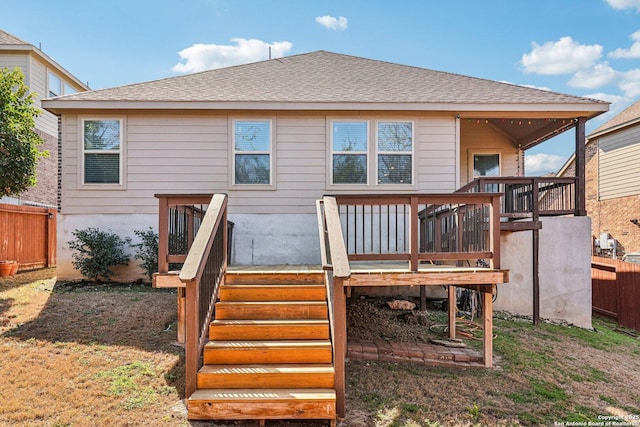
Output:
[
  {"left": 575, "top": 117, "right": 587, "bottom": 216},
  {"left": 532, "top": 179, "right": 540, "bottom": 326},
  {"left": 184, "top": 279, "right": 198, "bottom": 398},
  {"left": 333, "top": 277, "right": 347, "bottom": 419},
  {"left": 448, "top": 285, "right": 456, "bottom": 339},
  {"left": 482, "top": 288, "right": 493, "bottom": 368}
]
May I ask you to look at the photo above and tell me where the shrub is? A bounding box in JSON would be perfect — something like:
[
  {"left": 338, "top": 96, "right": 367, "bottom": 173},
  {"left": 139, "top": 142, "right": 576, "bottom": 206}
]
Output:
[
  {"left": 132, "top": 228, "right": 158, "bottom": 280},
  {"left": 68, "top": 228, "right": 131, "bottom": 282}
]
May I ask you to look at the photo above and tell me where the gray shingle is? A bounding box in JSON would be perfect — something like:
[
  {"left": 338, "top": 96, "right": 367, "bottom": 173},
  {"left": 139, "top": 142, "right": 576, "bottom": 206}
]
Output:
[{"left": 53, "top": 51, "right": 606, "bottom": 106}]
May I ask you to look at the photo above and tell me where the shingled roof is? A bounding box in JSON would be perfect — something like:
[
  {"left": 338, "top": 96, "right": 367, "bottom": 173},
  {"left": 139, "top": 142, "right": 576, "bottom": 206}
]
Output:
[
  {"left": 45, "top": 51, "right": 608, "bottom": 111},
  {"left": 0, "top": 29, "right": 28, "bottom": 45},
  {"left": 589, "top": 99, "right": 640, "bottom": 138}
]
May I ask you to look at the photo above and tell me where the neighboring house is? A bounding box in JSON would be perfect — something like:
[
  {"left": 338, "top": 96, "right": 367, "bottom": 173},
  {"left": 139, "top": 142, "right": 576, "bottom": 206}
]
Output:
[
  {"left": 559, "top": 99, "right": 640, "bottom": 258},
  {"left": 43, "top": 51, "right": 607, "bottom": 328},
  {"left": 0, "top": 29, "right": 88, "bottom": 206}
]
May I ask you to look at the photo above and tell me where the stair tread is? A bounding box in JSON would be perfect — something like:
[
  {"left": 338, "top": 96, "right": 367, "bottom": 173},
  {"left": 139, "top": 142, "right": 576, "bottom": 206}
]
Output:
[
  {"left": 189, "top": 388, "right": 336, "bottom": 402},
  {"left": 216, "top": 301, "right": 326, "bottom": 305},
  {"left": 212, "top": 319, "right": 328, "bottom": 325},
  {"left": 206, "top": 340, "right": 331, "bottom": 348},
  {"left": 199, "top": 364, "right": 334, "bottom": 374}
]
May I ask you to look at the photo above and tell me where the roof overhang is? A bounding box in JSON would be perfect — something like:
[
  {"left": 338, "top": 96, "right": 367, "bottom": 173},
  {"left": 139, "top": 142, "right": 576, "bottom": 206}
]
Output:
[{"left": 42, "top": 99, "right": 609, "bottom": 117}]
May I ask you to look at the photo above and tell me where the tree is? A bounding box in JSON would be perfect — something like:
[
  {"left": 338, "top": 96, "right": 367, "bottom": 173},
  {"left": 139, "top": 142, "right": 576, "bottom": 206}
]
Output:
[{"left": 0, "top": 67, "right": 47, "bottom": 197}]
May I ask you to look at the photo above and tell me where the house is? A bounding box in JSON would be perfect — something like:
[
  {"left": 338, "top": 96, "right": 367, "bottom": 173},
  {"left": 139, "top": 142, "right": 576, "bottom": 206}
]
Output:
[
  {"left": 0, "top": 29, "right": 88, "bottom": 206},
  {"left": 43, "top": 51, "right": 607, "bottom": 422},
  {"left": 560, "top": 99, "right": 640, "bottom": 258}
]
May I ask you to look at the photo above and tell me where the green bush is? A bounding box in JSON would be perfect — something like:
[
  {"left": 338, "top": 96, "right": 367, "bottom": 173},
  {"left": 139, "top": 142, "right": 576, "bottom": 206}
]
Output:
[
  {"left": 132, "top": 228, "right": 158, "bottom": 280},
  {"left": 68, "top": 228, "right": 131, "bottom": 282}
]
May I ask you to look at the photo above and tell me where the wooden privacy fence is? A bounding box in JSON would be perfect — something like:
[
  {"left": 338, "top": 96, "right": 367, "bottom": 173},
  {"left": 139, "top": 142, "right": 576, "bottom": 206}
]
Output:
[
  {"left": 0, "top": 203, "right": 56, "bottom": 271},
  {"left": 592, "top": 256, "right": 640, "bottom": 331}
]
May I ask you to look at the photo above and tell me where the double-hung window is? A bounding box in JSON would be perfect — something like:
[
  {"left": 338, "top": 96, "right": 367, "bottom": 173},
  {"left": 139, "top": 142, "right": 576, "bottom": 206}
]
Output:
[
  {"left": 82, "top": 119, "right": 122, "bottom": 185},
  {"left": 233, "top": 120, "right": 272, "bottom": 185},
  {"left": 377, "top": 121, "right": 413, "bottom": 184},
  {"left": 331, "top": 121, "right": 368, "bottom": 184}
]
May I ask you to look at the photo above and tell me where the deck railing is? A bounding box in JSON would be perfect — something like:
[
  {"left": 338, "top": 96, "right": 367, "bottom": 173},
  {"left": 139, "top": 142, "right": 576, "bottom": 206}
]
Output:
[
  {"left": 178, "top": 194, "right": 229, "bottom": 398},
  {"left": 316, "top": 196, "right": 350, "bottom": 418},
  {"left": 457, "top": 177, "right": 578, "bottom": 219},
  {"left": 155, "top": 194, "right": 213, "bottom": 274},
  {"left": 333, "top": 193, "right": 502, "bottom": 270}
]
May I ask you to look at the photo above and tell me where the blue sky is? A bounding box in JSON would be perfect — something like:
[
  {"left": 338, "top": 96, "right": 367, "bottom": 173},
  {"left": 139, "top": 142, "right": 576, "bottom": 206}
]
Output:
[{"left": 2, "top": 0, "right": 640, "bottom": 174}]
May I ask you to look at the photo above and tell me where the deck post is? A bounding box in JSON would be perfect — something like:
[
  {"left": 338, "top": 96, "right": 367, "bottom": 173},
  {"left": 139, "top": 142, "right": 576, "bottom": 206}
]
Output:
[
  {"left": 482, "top": 287, "right": 493, "bottom": 368},
  {"left": 184, "top": 278, "right": 198, "bottom": 398},
  {"left": 410, "top": 196, "right": 419, "bottom": 272},
  {"left": 448, "top": 285, "right": 456, "bottom": 339},
  {"left": 575, "top": 117, "right": 587, "bottom": 216},
  {"left": 158, "top": 196, "right": 169, "bottom": 274},
  {"left": 333, "top": 277, "right": 347, "bottom": 419}
]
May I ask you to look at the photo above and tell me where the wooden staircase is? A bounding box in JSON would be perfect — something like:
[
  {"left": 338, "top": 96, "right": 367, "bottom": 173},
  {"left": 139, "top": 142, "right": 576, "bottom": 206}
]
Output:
[{"left": 187, "top": 271, "right": 337, "bottom": 424}]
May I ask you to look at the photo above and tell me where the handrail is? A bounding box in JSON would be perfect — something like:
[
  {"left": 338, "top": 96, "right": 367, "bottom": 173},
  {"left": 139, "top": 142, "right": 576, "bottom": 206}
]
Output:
[
  {"left": 321, "top": 196, "right": 351, "bottom": 278},
  {"left": 179, "top": 194, "right": 228, "bottom": 398},
  {"left": 316, "top": 196, "right": 351, "bottom": 418}
]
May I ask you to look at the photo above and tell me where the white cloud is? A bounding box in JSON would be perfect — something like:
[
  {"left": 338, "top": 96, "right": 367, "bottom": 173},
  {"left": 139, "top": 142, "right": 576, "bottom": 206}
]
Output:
[
  {"left": 609, "top": 30, "right": 640, "bottom": 58},
  {"left": 315, "top": 15, "right": 348, "bottom": 31},
  {"left": 618, "top": 68, "right": 640, "bottom": 97},
  {"left": 568, "top": 62, "right": 619, "bottom": 88},
  {"left": 605, "top": 0, "right": 640, "bottom": 11},
  {"left": 525, "top": 153, "right": 566, "bottom": 175},
  {"left": 172, "top": 38, "right": 293, "bottom": 73},
  {"left": 521, "top": 36, "right": 603, "bottom": 75}
]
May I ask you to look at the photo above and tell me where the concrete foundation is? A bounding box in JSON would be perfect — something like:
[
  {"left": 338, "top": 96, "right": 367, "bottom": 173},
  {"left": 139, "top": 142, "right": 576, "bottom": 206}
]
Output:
[{"left": 495, "top": 216, "right": 592, "bottom": 329}]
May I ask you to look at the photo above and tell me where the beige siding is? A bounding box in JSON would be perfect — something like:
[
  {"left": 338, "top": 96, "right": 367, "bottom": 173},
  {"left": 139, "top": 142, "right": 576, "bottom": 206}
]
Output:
[
  {"left": 459, "top": 120, "right": 519, "bottom": 184},
  {"left": 0, "top": 52, "right": 28, "bottom": 73},
  {"left": 60, "top": 111, "right": 462, "bottom": 215},
  {"left": 1, "top": 52, "right": 83, "bottom": 139},
  {"left": 598, "top": 126, "right": 640, "bottom": 200},
  {"left": 416, "top": 117, "right": 457, "bottom": 191}
]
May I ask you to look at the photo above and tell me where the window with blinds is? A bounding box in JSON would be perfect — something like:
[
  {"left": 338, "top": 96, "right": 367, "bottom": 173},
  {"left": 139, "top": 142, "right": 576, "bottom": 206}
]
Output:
[{"left": 82, "top": 119, "right": 121, "bottom": 184}]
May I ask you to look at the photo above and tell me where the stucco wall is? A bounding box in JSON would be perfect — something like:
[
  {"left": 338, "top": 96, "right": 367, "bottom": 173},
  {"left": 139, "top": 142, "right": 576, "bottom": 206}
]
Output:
[
  {"left": 57, "top": 212, "right": 324, "bottom": 281},
  {"left": 57, "top": 213, "right": 157, "bottom": 281},
  {"left": 495, "top": 216, "right": 592, "bottom": 329}
]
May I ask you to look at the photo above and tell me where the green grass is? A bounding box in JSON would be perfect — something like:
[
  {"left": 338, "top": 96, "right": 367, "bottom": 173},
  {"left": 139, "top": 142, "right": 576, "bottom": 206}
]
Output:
[{"left": 96, "top": 361, "right": 162, "bottom": 410}]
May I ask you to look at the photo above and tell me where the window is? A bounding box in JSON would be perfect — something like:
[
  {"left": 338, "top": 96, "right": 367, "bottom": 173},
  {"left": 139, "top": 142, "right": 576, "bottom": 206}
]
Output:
[
  {"left": 473, "top": 154, "right": 500, "bottom": 177},
  {"left": 63, "top": 83, "right": 76, "bottom": 95},
  {"left": 233, "top": 120, "right": 271, "bottom": 185},
  {"left": 377, "top": 121, "right": 413, "bottom": 184},
  {"left": 82, "top": 119, "right": 122, "bottom": 184},
  {"left": 332, "top": 121, "right": 368, "bottom": 184},
  {"left": 48, "top": 72, "right": 61, "bottom": 97}
]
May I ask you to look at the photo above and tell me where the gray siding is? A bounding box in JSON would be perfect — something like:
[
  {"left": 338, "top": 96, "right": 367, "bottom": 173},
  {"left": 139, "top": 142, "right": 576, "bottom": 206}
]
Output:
[{"left": 598, "top": 126, "right": 640, "bottom": 200}]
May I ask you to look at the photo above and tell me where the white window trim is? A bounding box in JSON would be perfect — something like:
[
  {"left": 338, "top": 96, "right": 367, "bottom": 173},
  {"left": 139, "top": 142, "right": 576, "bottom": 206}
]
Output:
[
  {"left": 230, "top": 118, "right": 276, "bottom": 190},
  {"left": 469, "top": 150, "right": 502, "bottom": 180},
  {"left": 375, "top": 120, "right": 415, "bottom": 187},
  {"left": 329, "top": 120, "right": 369, "bottom": 186},
  {"left": 78, "top": 116, "right": 126, "bottom": 190}
]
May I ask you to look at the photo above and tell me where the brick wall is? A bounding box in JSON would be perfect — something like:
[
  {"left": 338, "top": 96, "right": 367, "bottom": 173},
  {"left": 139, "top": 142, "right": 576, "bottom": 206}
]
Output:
[
  {"left": 16, "top": 130, "right": 58, "bottom": 206},
  {"left": 584, "top": 140, "right": 640, "bottom": 256}
]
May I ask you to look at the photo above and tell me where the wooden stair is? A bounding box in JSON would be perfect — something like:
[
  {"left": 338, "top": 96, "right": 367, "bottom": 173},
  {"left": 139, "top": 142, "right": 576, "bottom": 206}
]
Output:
[{"left": 187, "top": 272, "right": 336, "bottom": 424}]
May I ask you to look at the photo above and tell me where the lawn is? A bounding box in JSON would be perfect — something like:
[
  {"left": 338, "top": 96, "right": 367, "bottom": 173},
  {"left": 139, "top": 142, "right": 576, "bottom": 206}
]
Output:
[{"left": 1, "top": 269, "right": 639, "bottom": 426}]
